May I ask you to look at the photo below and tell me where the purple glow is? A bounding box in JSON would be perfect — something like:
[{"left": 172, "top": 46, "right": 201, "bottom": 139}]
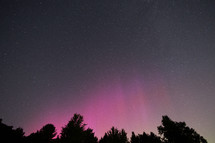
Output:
[{"left": 24, "top": 73, "right": 172, "bottom": 138}]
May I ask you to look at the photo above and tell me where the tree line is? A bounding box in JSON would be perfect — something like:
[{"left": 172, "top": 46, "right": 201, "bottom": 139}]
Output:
[{"left": 0, "top": 114, "right": 207, "bottom": 143}]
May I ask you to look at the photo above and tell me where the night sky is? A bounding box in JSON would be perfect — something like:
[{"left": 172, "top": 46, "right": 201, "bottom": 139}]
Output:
[{"left": 1, "top": 0, "right": 215, "bottom": 142}]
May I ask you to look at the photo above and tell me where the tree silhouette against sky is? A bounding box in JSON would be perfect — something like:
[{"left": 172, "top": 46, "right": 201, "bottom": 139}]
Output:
[
  {"left": 0, "top": 114, "right": 208, "bottom": 143},
  {"left": 26, "top": 123, "right": 56, "bottom": 143},
  {"left": 158, "top": 116, "right": 207, "bottom": 143},
  {"left": 60, "top": 113, "right": 98, "bottom": 143},
  {"left": 131, "top": 131, "right": 162, "bottom": 143},
  {"left": 99, "top": 127, "right": 129, "bottom": 143},
  {"left": 0, "top": 119, "right": 24, "bottom": 143}
]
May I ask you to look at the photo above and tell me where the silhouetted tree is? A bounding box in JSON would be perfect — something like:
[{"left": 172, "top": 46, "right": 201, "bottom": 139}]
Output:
[
  {"left": 40, "top": 124, "right": 57, "bottom": 142},
  {"left": 60, "top": 113, "right": 98, "bottom": 143},
  {"left": 99, "top": 127, "right": 128, "bottom": 143},
  {"left": 0, "top": 119, "right": 25, "bottom": 143},
  {"left": 130, "top": 131, "right": 162, "bottom": 143},
  {"left": 26, "top": 123, "right": 56, "bottom": 143},
  {"left": 1, "top": 114, "right": 209, "bottom": 143},
  {"left": 83, "top": 128, "right": 99, "bottom": 143},
  {"left": 26, "top": 131, "right": 41, "bottom": 143},
  {"left": 131, "top": 132, "right": 138, "bottom": 143},
  {"left": 158, "top": 115, "right": 207, "bottom": 143}
]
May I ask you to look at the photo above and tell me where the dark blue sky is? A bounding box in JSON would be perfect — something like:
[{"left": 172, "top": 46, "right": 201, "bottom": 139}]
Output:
[{"left": 1, "top": 0, "right": 215, "bottom": 142}]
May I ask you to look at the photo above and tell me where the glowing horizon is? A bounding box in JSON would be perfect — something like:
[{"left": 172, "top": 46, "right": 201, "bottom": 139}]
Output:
[{"left": 23, "top": 72, "right": 172, "bottom": 139}]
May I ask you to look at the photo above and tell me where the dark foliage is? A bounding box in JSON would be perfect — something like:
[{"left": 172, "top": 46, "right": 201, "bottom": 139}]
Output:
[
  {"left": 131, "top": 131, "right": 162, "bottom": 143},
  {"left": 99, "top": 127, "right": 129, "bottom": 143},
  {"left": 60, "top": 113, "right": 98, "bottom": 143},
  {"left": 0, "top": 114, "right": 208, "bottom": 143},
  {"left": 0, "top": 119, "right": 25, "bottom": 143},
  {"left": 26, "top": 123, "right": 56, "bottom": 143},
  {"left": 158, "top": 115, "right": 207, "bottom": 143}
]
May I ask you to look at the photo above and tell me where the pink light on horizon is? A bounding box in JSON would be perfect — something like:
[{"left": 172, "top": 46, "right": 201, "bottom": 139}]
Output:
[
  {"left": 80, "top": 76, "right": 157, "bottom": 138},
  {"left": 23, "top": 73, "right": 172, "bottom": 139}
]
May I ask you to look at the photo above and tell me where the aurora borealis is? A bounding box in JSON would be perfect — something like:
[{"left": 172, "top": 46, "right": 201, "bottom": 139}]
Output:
[{"left": 1, "top": 0, "right": 215, "bottom": 142}]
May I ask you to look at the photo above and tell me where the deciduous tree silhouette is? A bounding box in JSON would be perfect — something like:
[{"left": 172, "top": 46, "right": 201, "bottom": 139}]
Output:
[
  {"left": 130, "top": 131, "right": 162, "bottom": 143},
  {"left": 40, "top": 124, "right": 57, "bottom": 142},
  {"left": 60, "top": 113, "right": 98, "bottom": 143},
  {"left": 0, "top": 119, "right": 25, "bottom": 143},
  {"left": 158, "top": 115, "right": 207, "bottom": 143},
  {"left": 99, "top": 127, "right": 129, "bottom": 143},
  {"left": 26, "top": 123, "right": 56, "bottom": 143}
]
